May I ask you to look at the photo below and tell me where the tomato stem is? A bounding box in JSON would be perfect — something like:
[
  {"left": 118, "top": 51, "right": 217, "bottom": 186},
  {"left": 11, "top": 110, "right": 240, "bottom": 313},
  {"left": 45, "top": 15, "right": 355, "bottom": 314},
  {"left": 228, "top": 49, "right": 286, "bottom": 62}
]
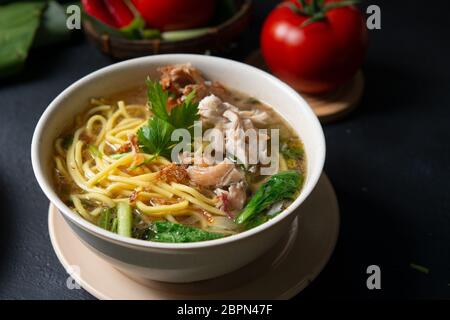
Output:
[{"left": 285, "top": 0, "right": 360, "bottom": 28}]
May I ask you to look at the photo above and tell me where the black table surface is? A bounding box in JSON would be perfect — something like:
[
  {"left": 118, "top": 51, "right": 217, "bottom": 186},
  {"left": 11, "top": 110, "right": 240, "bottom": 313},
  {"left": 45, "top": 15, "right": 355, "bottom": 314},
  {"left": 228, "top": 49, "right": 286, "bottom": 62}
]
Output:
[{"left": 0, "top": 0, "right": 449, "bottom": 299}]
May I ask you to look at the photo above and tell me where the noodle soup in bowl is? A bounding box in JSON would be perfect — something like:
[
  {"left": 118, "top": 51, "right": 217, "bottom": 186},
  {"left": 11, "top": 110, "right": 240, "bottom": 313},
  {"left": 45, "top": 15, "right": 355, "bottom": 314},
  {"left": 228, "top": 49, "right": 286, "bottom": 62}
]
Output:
[{"left": 31, "top": 54, "right": 325, "bottom": 283}]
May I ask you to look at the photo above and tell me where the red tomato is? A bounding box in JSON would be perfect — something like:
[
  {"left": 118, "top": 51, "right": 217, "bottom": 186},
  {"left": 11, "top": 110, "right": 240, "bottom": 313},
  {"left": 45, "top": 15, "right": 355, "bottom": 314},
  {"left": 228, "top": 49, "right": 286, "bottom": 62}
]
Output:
[
  {"left": 131, "top": 0, "right": 216, "bottom": 31},
  {"left": 261, "top": 0, "right": 368, "bottom": 94}
]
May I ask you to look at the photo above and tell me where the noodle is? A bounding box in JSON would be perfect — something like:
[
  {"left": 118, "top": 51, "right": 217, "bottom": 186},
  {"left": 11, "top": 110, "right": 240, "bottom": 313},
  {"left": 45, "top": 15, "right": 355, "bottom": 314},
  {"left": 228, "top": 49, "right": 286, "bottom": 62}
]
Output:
[
  {"left": 55, "top": 101, "right": 226, "bottom": 231},
  {"left": 53, "top": 72, "right": 306, "bottom": 242}
]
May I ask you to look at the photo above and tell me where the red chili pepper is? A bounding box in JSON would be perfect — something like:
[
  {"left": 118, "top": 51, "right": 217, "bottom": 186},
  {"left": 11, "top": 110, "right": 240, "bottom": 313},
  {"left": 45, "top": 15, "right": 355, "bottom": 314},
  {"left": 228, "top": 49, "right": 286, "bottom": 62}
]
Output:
[
  {"left": 82, "top": 0, "right": 118, "bottom": 27},
  {"left": 103, "top": 0, "right": 135, "bottom": 28}
]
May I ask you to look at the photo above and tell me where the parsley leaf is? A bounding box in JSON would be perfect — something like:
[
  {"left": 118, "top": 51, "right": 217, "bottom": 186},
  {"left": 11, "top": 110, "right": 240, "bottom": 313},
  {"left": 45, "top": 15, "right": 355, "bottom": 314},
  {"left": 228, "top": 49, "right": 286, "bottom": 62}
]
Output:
[
  {"left": 137, "top": 79, "right": 199, "bottom": 157},
  {"left": 168, "top": 90, "right": 199, "bottom": 131},
  {"left": 146, "top": 78, "right": 170, "bottom": 121},
  {"left": 137, "top": 117, "right": 175, "bottom": 157}
]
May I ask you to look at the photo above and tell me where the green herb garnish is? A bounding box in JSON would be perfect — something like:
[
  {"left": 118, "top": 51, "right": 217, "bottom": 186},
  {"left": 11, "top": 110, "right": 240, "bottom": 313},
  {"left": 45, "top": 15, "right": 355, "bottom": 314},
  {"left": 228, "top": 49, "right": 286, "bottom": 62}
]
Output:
[
  {"left": 168, "top": 90, "right": 199, "bottom": 131},
  {"left": 146, "top": 79, "right": 170, "bottom": 121},
  {"left": 138, "top": 117, "right": 175, "bottom": 157},
  {"left": 137, "top": 79, "right": 199, "bottom": 158}
]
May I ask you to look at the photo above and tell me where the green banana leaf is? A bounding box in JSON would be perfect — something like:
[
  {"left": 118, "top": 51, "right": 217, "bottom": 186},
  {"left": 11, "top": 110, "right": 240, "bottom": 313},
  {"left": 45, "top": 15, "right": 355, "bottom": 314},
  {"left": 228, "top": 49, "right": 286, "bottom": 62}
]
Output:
[{"left": 0, "top": 1, "right": 47, "bottom": 79}]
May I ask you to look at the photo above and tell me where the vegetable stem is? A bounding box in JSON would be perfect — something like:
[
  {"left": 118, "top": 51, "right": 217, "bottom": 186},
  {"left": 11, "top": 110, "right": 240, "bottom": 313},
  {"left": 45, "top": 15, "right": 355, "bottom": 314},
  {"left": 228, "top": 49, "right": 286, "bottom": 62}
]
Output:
[
  {"left": 286, "top": 0, "right": 360, "bottom": 28},
  {"left": 117, "top": 202, "right": 132, "bottom": 237}
]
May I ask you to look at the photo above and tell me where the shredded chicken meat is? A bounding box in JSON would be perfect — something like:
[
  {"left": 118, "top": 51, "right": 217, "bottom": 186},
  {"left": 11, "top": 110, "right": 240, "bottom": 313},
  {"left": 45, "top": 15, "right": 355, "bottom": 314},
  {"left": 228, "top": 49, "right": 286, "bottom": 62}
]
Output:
[{"left": 158, "top": 65, "right": 273, "bottom": 216}]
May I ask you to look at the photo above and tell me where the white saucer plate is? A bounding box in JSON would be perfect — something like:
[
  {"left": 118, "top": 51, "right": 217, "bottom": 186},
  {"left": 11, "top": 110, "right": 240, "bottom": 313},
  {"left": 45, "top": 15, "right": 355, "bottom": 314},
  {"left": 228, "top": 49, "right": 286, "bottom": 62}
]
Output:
[{"left": 48, "top": 174, "right": 339, "bottom": 300}]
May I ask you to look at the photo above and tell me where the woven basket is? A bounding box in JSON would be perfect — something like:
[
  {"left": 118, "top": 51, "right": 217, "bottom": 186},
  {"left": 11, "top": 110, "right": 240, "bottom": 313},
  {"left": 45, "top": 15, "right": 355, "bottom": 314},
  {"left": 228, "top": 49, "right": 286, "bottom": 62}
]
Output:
[{"left": 82, "top": 0, "right": 252, "bottom": 59}]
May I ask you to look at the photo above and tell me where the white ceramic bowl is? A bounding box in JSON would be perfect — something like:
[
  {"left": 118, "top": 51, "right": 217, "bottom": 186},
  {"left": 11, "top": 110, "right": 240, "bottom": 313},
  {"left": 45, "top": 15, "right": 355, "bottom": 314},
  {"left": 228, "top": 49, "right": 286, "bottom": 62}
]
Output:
[{"left": 32, "top": 54, "right": 325, "bottom": 283}]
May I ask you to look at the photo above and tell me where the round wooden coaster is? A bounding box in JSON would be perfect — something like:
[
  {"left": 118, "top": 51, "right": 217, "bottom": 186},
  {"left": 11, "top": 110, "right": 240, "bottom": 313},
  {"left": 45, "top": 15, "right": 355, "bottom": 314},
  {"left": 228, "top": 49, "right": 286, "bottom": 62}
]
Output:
[{"left": 245, "top": 50, "right": 364, "bottom": 123}]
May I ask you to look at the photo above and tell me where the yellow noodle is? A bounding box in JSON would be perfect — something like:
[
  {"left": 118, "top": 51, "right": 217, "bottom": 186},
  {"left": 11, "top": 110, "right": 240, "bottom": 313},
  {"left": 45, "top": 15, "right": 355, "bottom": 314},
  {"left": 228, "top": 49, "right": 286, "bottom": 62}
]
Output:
[
  {"left": 57, "top": 101, "right": 232, "bottom": 231},
  {"left": 105, "top": 182, "right": 135, "bottom": 194},
  {"left": 138, "top": 191, "right": 169, "bottom": 199},
  {"left": 279, "top": 154, "right": 288, "bottom": 172},
  {"left": 86, "top": 114, "right": 107, "bottom": 145},
  {"left": 86, "top": 105, "right": 111, "bottom": 116},
  {"left": 82, "top": 159, "right": 96, "bottom": 179},
  {"left": 87, "top": 153, "right": 134, "bottom": 186},
  {"left": 146, "top": 184, "right": 173, "bottom": 198},
  {"left": 118, "top": 101, "right": 130, "bottom": 118},
  {"left": 74, "top": 140, "right": 84, "bottom": 172},
  {"left": 70, "top": 195, "right": 92, "bottom": 221},
  {"left": 66, "top": 132, "right": 104, "bottom": 193},
  {"left": 90, "top": 207, "right": 103, "bottom": 217},
  {"left": 165, "top": 214, "right": 177, "bottom": 223},
  {"left": 136, "top": 200, "right": 189, "bottom": 215},
  {"left": 129, "top": 171, "right": 159, "bottom": 182},
  {"left": 109, "top": 119, "right": 143, "bottom": 134},
  {"left": 54, "top": 156, "right": 69, "bottom": 179},
  {"left": 55, "top": 138, "right": 65, "bottom": 157},
  {"left": 108, "top": 175, "right": 153, "bottom": 187},
  {"left": 171, "top": 183, "right": 217, "bottom": 206},
  {"left": 157, "top": 182, "right": 225, "bottom": 216},
  {"left": 112, "top": 198, "right": 132, "bottom": 203},
  {"left": 76, "top": 193, "right": 115, "bottom": 207}
]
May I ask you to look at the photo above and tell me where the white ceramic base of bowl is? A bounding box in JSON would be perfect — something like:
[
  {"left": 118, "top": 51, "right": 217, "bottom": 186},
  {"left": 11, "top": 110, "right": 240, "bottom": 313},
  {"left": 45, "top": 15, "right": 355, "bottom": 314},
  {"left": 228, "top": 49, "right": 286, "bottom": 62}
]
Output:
[{"left": 48, "top": 174, "right": 339, "bottom": 300}]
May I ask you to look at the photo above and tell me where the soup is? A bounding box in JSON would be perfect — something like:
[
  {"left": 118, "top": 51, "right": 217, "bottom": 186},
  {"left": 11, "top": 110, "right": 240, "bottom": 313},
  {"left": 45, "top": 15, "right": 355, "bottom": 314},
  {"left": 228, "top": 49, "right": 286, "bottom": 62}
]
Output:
[{"left": 53, "top": 64, "right": 306, "bottom": 243}]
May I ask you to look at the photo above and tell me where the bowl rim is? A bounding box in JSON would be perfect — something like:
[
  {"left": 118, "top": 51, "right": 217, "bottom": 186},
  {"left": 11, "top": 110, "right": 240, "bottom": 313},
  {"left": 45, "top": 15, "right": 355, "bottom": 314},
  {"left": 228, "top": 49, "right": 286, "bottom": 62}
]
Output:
[{"left": 31, "top": 54, "right": 326, "bottom": 250}]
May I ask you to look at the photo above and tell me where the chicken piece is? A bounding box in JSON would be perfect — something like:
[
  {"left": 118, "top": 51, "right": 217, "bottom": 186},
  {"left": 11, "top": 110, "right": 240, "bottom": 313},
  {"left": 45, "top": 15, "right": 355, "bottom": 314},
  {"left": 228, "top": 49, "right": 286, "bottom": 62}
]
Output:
[
  {"left": 198, "top": 95, "right": 269, "bottom": 129},
  {"left": 227, "top": 182, "right": 247, "bottom": 212},
  {"left": 183, "top": 84, "right": 211, "bottom": 102},
  {"left": 198, "top": 95, "right": 229, "bottom": 126},
  {"left": 214, "top": 182, "right": 247, "bottom": 217},
  {"left": 187, "top": 159, "right": 244, "bottom": 188},
  {"left": 239, "top": 109, "right": 271, "bottom": 127},
  {"left": 158, "top": 64, "right": 205, "bottom": 94},
  {"left": 198, "top": 94, "right": 272, "bottom": 167},
  {"left": 178, "top": 151, "right": 215, "bottom": 166}
]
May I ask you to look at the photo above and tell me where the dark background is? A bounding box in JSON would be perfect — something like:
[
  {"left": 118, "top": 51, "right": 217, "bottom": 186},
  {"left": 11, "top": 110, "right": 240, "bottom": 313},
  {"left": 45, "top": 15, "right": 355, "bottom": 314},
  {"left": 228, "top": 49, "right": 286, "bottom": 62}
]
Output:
[{"left": 0, "top": 0, "right": 449, "bottom": 299}]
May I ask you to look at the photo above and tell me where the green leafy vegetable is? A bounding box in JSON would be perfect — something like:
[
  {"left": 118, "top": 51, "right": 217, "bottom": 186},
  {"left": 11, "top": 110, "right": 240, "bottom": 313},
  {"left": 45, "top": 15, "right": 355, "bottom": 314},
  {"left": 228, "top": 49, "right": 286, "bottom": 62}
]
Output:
[
  {"left": 0, "top": 1, "right": 47, "bottom": 78},
  {"left": 244, "top": 209, "right": 282, "bottom": 230},
  {"left": 235, "top": 171, "right": 303, "bottom": 225},
  {"left": 98, "top": 208, "right": 115, "bottom": 231},
  {"left": 149, "top": 221, "right": 224, "bottom": 243},
  {"left": 137, "top": 117, "right": 175, "bottom": 157}
]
